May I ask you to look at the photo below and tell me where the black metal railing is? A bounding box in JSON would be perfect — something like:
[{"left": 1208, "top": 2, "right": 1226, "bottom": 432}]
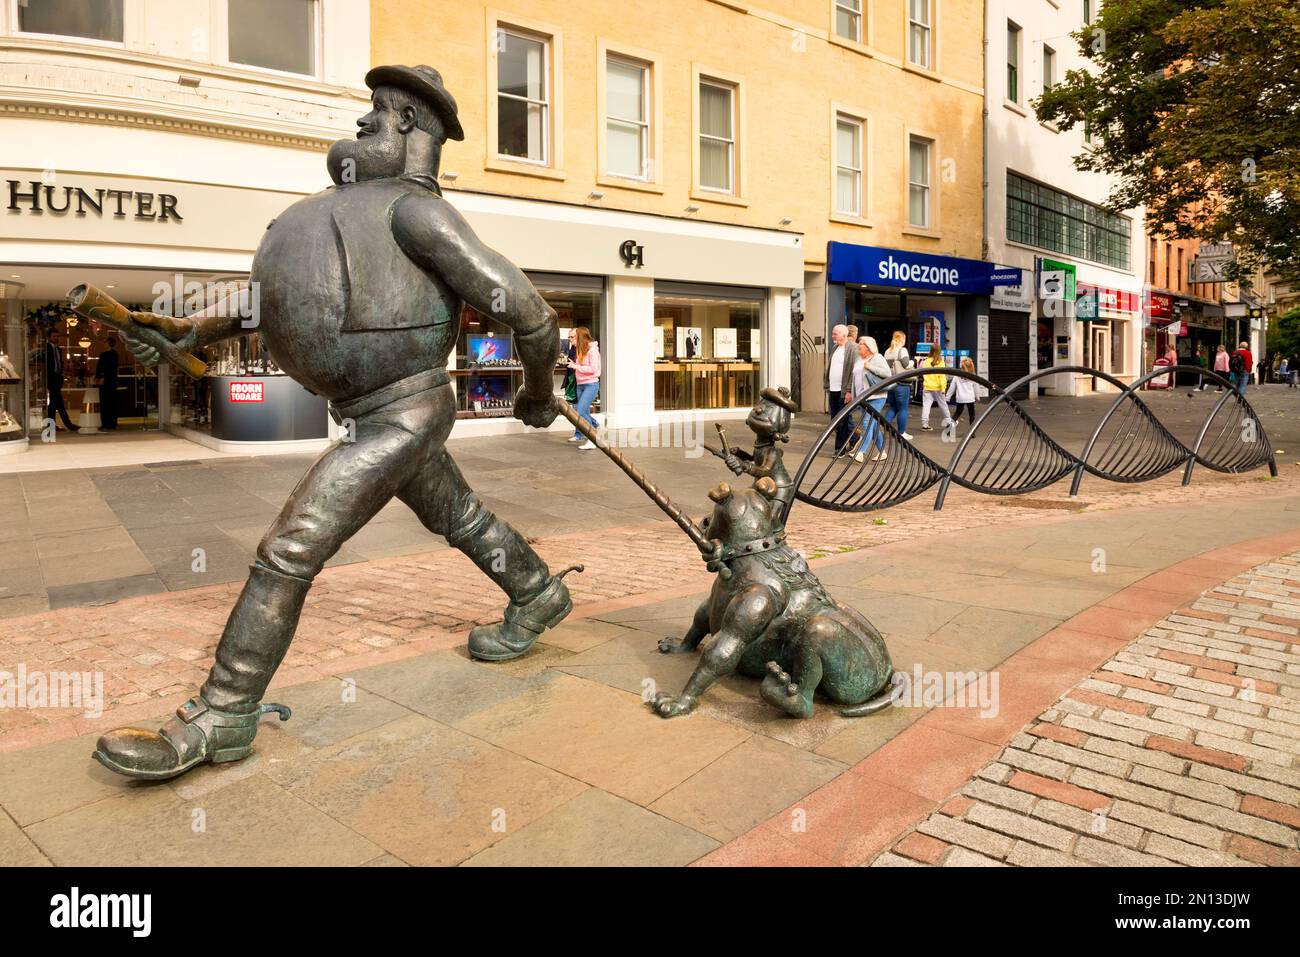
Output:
[{"left": 788, "top": 365, "right": 1276, "bottom": 519}]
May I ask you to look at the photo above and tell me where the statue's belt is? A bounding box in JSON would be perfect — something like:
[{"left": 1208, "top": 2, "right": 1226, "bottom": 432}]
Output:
[{"left": 329, "top": 368, "right": 451, "bottom": 422}]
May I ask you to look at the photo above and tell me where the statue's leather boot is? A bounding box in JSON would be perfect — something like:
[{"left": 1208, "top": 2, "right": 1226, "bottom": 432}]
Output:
[
  {"left": 468, "top": 567, "right": 581, "bottom": 661},
  {"left": 93, "top": 563, "right": 309, "bottom": 781}
]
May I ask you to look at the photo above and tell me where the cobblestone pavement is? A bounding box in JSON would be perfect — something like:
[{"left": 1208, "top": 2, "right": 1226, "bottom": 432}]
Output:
[
  {"left": 2, "top": 386, "right": 1298, "bottom": 618},
  {"left": 2, "top": 490, "right": 1297, "bottom": 865},
  {"left": 1, "top": 464, "right": 1295, "bottom": 749},
  {"left": 874, "top": 554, "right": 1300, "bottom": 867}
]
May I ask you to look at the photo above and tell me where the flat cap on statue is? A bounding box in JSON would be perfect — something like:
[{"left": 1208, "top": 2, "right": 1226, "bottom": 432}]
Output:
[{"left": 365, "top": 64, "right": 465, "bottom": 141}]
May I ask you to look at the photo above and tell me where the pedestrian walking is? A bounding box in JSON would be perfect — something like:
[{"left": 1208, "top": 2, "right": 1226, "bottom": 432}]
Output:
[
  {"left": 568, "top": 326, "right": 602, "bottom": 449},
  {"left": 825, "top": 324, "right": 856, "bottom": 453},
  {"left": 1212, "top": 343, "right": 1230, "bottom": 392},
  {"left": 1191, "top": 344, "right": 1209, "bottom": 393},
  {"left": 562, "top": 329, "right": 578, "bottom": 440},
  {"left": 42, "top": 328, "right": 78, "bottom": 432},
  {"left": 1231, "top": 341, "right": 1253, "bottom": 394},
  {"left": 852, "top": 335, "right": 891, "bottom": 463},
  {"left": 882, "top": 331, "right": 914, "bottom": 441},
  {"left": 946, "top": 356, "right": 980, "bottom": 428},
  {"left": 1290, "top": 356, "right": 1299, "bottom": 389},
  {"left": 919, "top": 350, "right": 951, "bottom": 430}
]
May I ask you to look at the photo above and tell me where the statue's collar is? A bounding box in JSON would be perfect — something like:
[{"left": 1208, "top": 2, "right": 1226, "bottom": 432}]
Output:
[{"left": 400, "top": 172, "right": 442, "bottom": 195}]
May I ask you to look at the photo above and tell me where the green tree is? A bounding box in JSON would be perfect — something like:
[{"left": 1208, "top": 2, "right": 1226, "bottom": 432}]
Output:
[
  {"left": 1267, "top": 307, "right": 1300, "bottom": 361},
  {"left": 1036, "top": 0, "right": 1300, "bottom": 281}
]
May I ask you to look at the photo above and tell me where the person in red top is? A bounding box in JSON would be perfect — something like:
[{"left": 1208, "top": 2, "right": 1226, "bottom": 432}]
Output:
[{"left": 1232, "top": 341, "right": 1253, "bottom": 394}]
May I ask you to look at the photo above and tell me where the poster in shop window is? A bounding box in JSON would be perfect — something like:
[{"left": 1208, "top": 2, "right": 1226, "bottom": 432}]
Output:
[
  {"left": 676, "top": 327, "right": 703, "bottom": 359},
  {"left": 713, "top": 328, "right": 738, "bottom": 360}
]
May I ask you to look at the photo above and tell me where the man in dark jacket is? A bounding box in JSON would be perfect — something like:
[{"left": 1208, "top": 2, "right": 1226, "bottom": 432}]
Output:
[
  {"left": 95, "top": 341, "right": 121, "bottom": 430},
  {"left": 43, "top": 330, "right": 78, "bottom": 432}
]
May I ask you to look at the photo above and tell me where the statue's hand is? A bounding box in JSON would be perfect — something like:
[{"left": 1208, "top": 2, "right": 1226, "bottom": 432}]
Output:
[
  {"left": 723, "top": 452, "right": 744, "bottom": 474},
  {"left": 513, "top": 388, "right": 558, "bottom": 429},
  {"left": 120, "top": 313, "right": 197, "bottom": 368}
]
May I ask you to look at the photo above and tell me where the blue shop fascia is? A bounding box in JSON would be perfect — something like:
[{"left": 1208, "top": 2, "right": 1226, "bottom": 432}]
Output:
[{"left": 824, "top": 241, "right": 1032, "bottom": 394}]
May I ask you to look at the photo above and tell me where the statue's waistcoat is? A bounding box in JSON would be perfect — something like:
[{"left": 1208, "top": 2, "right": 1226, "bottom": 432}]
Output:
[{"left": 250, "top": 178, "right": 460, "bottom": 402}]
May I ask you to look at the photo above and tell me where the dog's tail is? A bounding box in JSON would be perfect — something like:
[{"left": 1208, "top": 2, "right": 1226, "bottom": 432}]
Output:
[{"left": 838, "top": 668, "right": 904, "bottom": 717}]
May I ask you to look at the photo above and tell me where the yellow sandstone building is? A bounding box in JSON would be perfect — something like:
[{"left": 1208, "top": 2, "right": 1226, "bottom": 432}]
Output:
[{"left": 374, "top": 0, "right": 986, "bottom": 427}]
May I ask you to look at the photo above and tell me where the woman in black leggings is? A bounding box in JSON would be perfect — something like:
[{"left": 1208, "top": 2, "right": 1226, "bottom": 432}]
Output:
[{"left": 946, "top": 357, "right": 980, "bottom": 428}]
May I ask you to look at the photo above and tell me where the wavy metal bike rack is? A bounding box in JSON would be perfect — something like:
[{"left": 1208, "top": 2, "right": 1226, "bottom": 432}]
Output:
[{"left": 787, "top": 365, "right": 1276, "bottom": 519}]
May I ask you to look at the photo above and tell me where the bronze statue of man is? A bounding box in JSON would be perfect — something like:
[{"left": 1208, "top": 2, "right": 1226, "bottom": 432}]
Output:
[{"left": 95, "top": 65, "right": 571, "bottom": 781}]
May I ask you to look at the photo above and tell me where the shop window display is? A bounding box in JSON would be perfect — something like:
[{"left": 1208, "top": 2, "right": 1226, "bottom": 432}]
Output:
[
  {"left": 170, "top": 332, "right": 283, "bottom": 432},
  {"left": 24, "top": 301, "right": 157, "bottom": 433},
  {"left": 0, "top": 331, "right": 22, "bottom": 443},
  {"left": 454, "top": 275, "right": 603, "bottom": 419},
  {"left": 654, "top": 285, "right": 761, "bottom": 411}
]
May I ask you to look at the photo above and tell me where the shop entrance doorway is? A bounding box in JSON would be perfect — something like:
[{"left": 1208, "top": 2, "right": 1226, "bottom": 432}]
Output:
[{"left": 1089, "top": 322, "right": 1112, "bottom": 392}]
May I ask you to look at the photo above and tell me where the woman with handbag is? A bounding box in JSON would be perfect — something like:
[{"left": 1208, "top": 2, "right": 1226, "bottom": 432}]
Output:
[
  {"left": 568, "top": 326, "right": 602, "bottom": 450},
  {"left": 882, "top": 331, "right": 914, "bottom": 441}
]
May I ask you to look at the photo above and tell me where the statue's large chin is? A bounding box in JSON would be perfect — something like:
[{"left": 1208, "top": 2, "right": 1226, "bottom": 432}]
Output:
[{"left": 327, "top": 136, "right": 404, "bottom": 185}]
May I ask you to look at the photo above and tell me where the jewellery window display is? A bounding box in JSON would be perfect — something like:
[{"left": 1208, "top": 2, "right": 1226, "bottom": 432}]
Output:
[
  {"left": 454, "top": 273, "right": 605, "bottom": 420},
  {"left": 653, "top": 282, "right": 762, "bottom": 411},
  {"left": 169, "top": 333, "right": 284, "bottom": 432},
  {"left": 0, "top": 319, "right": 23, "bottom": 443}
]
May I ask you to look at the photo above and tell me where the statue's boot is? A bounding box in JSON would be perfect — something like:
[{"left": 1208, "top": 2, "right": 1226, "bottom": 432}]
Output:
[
  {"left": 452, "top": 505, "right": 581, "bottom": 661},
  {"left": 468, "top": 566, "right": 582, "bottom": 661},
  {"left": 93, "top": 564, "right": 308, "bottom": 780}
]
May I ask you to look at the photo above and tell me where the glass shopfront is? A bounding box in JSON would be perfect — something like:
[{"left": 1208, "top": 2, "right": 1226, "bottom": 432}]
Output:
[
  {"left": 23, "top": 299, "right": 160, "bottom": 435},
  {"left": 653, "top": 281, "right": 762, "bottom": 411},
  {"left": 1, "top": 294, "right": 26, "bottom": 449},
  {"left": 454, "top": 272, "right": 605, "bottom": 420}
]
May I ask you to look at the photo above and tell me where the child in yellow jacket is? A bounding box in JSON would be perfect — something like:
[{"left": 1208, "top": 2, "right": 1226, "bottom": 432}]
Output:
[{"left": 919, "top": 351, "right": 952, "bottom": 431}]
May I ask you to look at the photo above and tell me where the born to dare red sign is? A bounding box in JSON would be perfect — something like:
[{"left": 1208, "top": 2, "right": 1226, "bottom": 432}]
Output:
[{"left": 229, "top": 381, "right": 264, "bottom": 403}]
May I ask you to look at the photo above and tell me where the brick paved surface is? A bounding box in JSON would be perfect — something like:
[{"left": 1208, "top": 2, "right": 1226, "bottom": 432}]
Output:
[
  {"left": 873, "top": 554, "right": 1300, "bottom": 867},
  {"left": 2, "top": 384, "right": 1299, "bottom": 866},
  {"left": 2, "top": 465, "right": 1294, "bottom": 750}
]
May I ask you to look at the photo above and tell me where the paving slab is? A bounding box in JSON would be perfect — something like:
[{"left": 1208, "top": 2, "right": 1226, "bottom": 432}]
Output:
[
  {"left": 462, "top": 788, "right": 719, "bottom": 866},
  {"left": 263, "top": 713, "right": 587, "bottom": 866}
]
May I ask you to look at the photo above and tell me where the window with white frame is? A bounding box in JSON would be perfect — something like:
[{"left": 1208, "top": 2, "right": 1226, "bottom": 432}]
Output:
[
  {"left": 497, "top": 28, "right": 551, "bottom": 164},
  {"left": 1007, "top": 22, "right": 1021, "bottom": 102},
  {"left": 606, "top": 55, "right": 650, "bottom": 180},
  {"left": 228, "top": 0, "right": 317, "bottom": 76},
  {"left": 699, "top": 79, "right": 736, "bottom": 193},
  {"left": 835, "top": 114, "right": 864, "bottom": 216},
  {"left": 908, "top": 135, "right": 932, "bottom": 228},
  {"left": 834, "top": 0, "right": 862, "bottom": 43},
  {"left": 908, "top": 0, "right": 931, "bottom": 69},
  {"left": 1043, "top": 45, "right": 1056, "bottom": 93},
  {"left": 16, "top": 0, "right": 123, "bottom": 42}
]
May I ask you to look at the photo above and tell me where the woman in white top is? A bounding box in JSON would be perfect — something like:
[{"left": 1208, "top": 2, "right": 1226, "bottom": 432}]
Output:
[
  {"left": 881, "top": 331, "right": 914, "bottom": 441},
  {"left": 851, "top": 336, "right": 892, "bottom": 462},
  {"left": 945, "top": 356, "right": 980, "bottom": 428}
]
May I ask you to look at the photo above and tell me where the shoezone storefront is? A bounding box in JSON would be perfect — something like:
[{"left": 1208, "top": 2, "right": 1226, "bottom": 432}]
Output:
[{"left": 825, "top": 241, "right": 1026, "bottom": 395}]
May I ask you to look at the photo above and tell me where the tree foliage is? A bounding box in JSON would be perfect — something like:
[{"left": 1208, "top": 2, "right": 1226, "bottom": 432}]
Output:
[
  {"left": 1267, "top": 307, "right": 1300, "bottom": 362},
  {"left": 1036, "top": 0, "right": 1300, "bottom": 281}
]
